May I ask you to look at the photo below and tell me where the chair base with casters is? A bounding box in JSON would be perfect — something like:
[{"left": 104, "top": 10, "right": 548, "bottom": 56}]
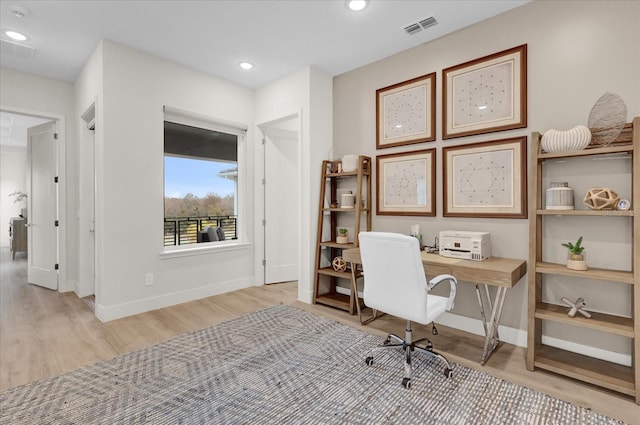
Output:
[
  {"left": 358, "top": 232, "right": 457, "bottom": 389},
  {"left": 365, "top": 319, "right": 454, "bottom": 389}
]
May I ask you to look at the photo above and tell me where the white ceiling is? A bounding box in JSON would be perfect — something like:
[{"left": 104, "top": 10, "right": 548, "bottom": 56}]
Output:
[{"left": 0, "top": 0, "right": 530, "bottom": 90}]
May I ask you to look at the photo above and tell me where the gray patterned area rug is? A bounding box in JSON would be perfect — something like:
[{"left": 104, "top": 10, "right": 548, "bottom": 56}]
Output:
[{"left": 0, "top": 304, "right": 625, "bottom": 424}]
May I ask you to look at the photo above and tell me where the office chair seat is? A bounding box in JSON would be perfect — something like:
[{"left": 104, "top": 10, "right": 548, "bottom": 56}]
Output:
[{"left": 359, "top": 231, "right": 457, "bottom": 388}]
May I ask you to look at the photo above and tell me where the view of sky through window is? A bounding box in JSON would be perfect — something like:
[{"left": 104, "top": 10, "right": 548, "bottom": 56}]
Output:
[{"left": 164, "top": 156, "right": 235, "bottom": 198}]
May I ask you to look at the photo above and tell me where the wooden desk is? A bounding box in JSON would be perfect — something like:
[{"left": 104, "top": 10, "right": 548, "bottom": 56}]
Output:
[{"left": 342, "top": 248, "right": 527, "bottom": 365}]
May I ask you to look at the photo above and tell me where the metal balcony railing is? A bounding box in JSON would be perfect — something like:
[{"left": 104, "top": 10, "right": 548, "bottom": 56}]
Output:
[{"left": 164, "top": 216, "right": 238, "bottom": 246}]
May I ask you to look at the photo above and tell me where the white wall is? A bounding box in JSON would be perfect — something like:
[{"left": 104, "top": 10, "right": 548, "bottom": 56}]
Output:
[
  {"left": 254, "top": 66, "right": 333, "bottom": 303},
  {"left": 91, "top": 41, "right": 255, "bottom": 321},
  {"left": 0, "top": 146, "right": 27, "bottom": 247},
  {"left": 333, "top": 0, "right": 639, "bottom": 360},
  {"left": 0, "top": 67, "right": 77, "bottom": 291}
]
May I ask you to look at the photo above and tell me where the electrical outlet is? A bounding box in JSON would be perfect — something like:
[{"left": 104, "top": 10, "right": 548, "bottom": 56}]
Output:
[{"left": 145, "top": 273, "right": 154, "bottom": 286}]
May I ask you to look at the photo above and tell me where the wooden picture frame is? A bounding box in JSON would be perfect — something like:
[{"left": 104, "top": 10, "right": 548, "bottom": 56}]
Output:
[
  {"left": 376, "top": 149, "right": 436, "bottom": 216},
  {"left": 443, "top": 136, "right": 527, "bottom": 218},
  {"left": 376, "top": 73, "right": 436, "bottom": 149},
  {"left": 442, "top": 44, "right": 527, "bottom": 139}
]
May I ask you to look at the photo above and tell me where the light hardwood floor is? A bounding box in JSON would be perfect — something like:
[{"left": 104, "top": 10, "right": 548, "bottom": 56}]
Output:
[{"left": 1, "top": 247, "right": 638, "bottom": 424}]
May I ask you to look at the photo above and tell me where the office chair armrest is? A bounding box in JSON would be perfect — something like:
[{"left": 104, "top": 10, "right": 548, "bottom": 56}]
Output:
[{"left": 427, "top": 274, "right": 457, "bottom": 311}]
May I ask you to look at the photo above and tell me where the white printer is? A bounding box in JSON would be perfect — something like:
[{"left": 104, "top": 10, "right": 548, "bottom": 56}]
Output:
[{"left": 439, "top": 230, "right": 491, "bottom": 261}]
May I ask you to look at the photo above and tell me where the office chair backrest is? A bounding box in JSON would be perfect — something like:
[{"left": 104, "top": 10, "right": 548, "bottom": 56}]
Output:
[{"left": 359, "top": 232, "right": 431, "bottom": 323}]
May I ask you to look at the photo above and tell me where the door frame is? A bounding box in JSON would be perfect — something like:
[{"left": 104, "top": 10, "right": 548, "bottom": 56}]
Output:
[
  {"left": 0, "top": 105, "right": 67, "bottom": 292},
  {"left": 256, "top": 112, "right": 302, "bottom": 286},
  {"left": 79, "top": 102, "right": 96, "bottom": 298}
]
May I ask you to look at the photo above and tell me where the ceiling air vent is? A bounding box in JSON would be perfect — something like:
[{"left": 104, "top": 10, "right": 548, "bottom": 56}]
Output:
[
  {"left": 403, "top": 22, "right": 422, "bottom": 36},
  {"left": 403, "top": 16, "right": 438, "bottom": 35},
  {"left": 418, "top": 16, "right": 438, "bottom": 29},
  {"left": 0, "top": 38, "right": 36, "bottom": 58}
]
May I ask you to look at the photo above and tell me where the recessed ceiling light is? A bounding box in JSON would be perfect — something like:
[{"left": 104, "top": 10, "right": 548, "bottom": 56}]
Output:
[
  {"left": 346, "top": 0, "right": 368, "bottom": 11},
  {"left": 478, "top": 105, "right": 488, "bottom": 110},
  {"left": 239, "top": 62, "right": 253, "bottom": 70},
  {"left": 5, "top": 30, "right": 27, "bottom": 41}
]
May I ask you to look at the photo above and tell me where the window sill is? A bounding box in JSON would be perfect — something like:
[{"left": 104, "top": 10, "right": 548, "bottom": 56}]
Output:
[{"left": 160, "top": 241, "right": 251, "bottom": 259}]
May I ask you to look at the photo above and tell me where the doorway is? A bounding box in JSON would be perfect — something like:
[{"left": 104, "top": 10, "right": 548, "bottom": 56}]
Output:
[
  {"left": 0, "top": 110, "right": 61, "bottom": 290},
  {"left": 259, "top": 114, "right": 301, "bottom": 285}
]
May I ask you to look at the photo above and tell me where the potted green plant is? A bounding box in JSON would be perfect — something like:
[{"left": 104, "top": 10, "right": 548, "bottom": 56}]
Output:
[
  {"left": 336, "top": 227, "right": 349, "bottom": 244},
  {"left": 562, "top": 236, "right": 587, "bottom": 271}
]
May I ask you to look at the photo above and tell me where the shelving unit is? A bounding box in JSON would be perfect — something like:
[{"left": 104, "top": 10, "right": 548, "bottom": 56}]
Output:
[
  {"left": 313, "top": 156, "right": 371, "bottom": 314},
  {"left": 527, "top": 117, "right": 639, "bottom": 403}
]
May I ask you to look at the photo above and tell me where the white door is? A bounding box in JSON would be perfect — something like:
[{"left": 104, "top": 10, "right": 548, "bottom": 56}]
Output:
[
  {"left": 263, "top": 119, "right": 300, "bottom": 284},
  {"left": 27, "top": 121, "right": 58, "bottom": 290}
]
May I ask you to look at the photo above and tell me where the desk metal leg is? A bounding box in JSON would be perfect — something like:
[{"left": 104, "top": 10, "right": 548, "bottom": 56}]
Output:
[
  {"left": 350, "top": 262, "right": 381, "bottom": 325},
  {"left": 475, "top": 283, "right": 508, "bottom": 365}
]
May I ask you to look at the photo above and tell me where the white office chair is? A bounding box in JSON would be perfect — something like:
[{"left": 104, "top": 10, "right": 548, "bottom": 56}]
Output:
[{"left": 359, "top": 231, "right": 457, "bottom": 388}]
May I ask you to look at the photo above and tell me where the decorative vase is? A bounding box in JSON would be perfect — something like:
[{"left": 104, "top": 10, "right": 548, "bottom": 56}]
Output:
[
  {"left": 541, "top": 125, "right": 591, "bottom": 153},
  {"left": 342, "top": 155, "right": 358, "bottom": 172},
  {"left": 545, "top": 182, "right": 574, "bottom": 210},
  {"left": 341, "top": 191, "right": 355, "bottom": 208},
  {"left": 337, "top": 233, "right": 349, "bottom": 244},
  {"left": 566, "top": 252, "right": 588, "bottom": 271}
]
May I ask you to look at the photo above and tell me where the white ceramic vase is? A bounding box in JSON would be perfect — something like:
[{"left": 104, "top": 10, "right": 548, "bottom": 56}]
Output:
[{"left": 541, "top": 125, "right": 592, "bottom": 153}]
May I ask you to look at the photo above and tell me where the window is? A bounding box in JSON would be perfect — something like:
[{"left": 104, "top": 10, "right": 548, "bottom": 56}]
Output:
[{"left": 163, "top": 112, "right": 244, "bottom": 249}]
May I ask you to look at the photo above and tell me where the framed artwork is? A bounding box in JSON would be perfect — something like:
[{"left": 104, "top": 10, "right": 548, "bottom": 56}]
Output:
[
  {"left": 442, "top": 44, "right": 527, "bottom": 139},
  {"left": 376, "top": 73, "right": 436, "bottom": 149},
  {"left": 376, "top": 149, "right": 436, "bottom": 216},
  {"left": 443, "top": 136, "right": 527, "bottom": 218}
]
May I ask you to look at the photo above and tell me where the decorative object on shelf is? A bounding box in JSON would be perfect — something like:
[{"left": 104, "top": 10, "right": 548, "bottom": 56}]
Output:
[
  {"left": 376, "top": 73, "right": 436, "bottom": 149},
  {"left": 330, "top": 201, "right": 338, "bottom": 209},
  {"left": 560, "top": 297, "right": 592, "bottom": 318},
  {"left": 443, "top": 44, "right": 527, "bottom": 139},
  {"left": 562, "top": 236, "right": 587, "bottom": 271},
  {"left": 545, "top": 182, "right": 574, "bottom": 210},
  {"left": 376, "top": 149, "right": 436, "bottom": 216},
  {"left": 583, "top": 187, "right": 620, "bottom": 210},
  {"left": 342, "top": 155, "right": 358, "bottom": 172},
  {"left": 336, "top": 228, "right": 349, "bottom": 244},
  {"left": 588, "top": 92, "right": 627, "bottom": 147},
  {"left": 443, "top": 136, "right": 527, "bottom": 219},
  {"left": 331, "top": 256, "right": 347, "bottom": 272},
  {"left": 340, "top": 191, "right": 355, "bottom": 208},
  {"left": 617, "top": 198, "right": 631, "bottom": 211},
  {"left": 540, "top": 125, "right": 591, "bottom": 153},
  {"left": 330, "top": 160, "right": 341, "bottom": 173}
]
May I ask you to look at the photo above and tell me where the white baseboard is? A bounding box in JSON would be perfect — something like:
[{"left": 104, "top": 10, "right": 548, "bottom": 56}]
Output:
[
  {"left": 95, "top": 277, "right": 253, "bottom": 322},
  {"left": 437, "top": 312, "right": 631, "bottom": 367}
]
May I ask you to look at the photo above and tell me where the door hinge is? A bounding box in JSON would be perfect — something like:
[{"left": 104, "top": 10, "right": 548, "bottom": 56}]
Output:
[
  {"left": 262, "top": 259, "right": 266, "bottom": 266},
  {"left": 55, "top": 264, "right": 59, "bottom": 270},
  {"left": 54, "top": 133, "right": 58, "bottom": 140},
  {"left": 54, "top": 176, "right": 59, "bottom": 183},
  {"left": 262, "top": 138, "right": 266, "bottom": 145},
  {"left": 262, "top": 178, "right": 266, "bottom": 185},
  {"left": 262, "top": 219, "right": 266, "bottom": 226},
  {"left": 54, "top": 220, "right": 59, "bottom": 227}
]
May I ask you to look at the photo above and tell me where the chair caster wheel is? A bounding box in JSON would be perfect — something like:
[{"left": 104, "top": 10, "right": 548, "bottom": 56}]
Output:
[
  {"left": 365, "top": 356, "right": 374, "bottom": 366},
  {"left": 383, "top": 338, "right": 391, "bottom": 346},
  {"left": 401, "top": 377, "right": 411, "bottom": 389},
  {"left": 444, "top": 368, "right": 453, "bottom": 378}
]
